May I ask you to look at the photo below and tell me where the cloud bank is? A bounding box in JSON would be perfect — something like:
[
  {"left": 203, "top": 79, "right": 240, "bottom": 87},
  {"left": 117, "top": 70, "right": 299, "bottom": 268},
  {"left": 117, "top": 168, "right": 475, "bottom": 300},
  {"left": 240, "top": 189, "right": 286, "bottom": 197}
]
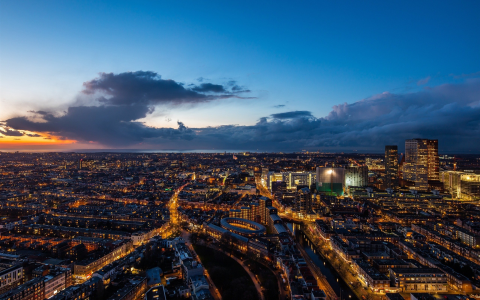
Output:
[
  {"left": 4, "top": 71, "right": 250, "bottom": 146},
  {"left": 5, "top": 71, "right": 480, "bottom": 152}
]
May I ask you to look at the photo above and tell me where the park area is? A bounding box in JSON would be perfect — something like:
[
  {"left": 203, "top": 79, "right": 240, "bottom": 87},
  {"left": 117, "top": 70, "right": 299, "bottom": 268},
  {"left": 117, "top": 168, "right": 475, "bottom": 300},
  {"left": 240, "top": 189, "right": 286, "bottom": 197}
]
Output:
[
  {"left": 193, "top": 244, "right": 259, "bottom": 300},
  {"left": 244, "top": 259, "right": 279, "bottom": 300}
]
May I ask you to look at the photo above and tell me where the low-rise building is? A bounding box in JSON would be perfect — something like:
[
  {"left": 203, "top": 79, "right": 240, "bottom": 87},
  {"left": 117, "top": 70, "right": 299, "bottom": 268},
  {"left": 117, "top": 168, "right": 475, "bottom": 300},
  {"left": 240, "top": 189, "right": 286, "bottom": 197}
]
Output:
[{"left": 389, "top": 268, "right": 447, "bottom": 293}]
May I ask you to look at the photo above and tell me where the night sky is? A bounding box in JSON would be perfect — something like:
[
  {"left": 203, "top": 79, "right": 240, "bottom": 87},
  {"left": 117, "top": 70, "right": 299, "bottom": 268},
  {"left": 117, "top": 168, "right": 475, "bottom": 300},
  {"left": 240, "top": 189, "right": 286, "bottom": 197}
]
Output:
[{"left": 1, "top": 1, "right": 479, "bottom": 152}]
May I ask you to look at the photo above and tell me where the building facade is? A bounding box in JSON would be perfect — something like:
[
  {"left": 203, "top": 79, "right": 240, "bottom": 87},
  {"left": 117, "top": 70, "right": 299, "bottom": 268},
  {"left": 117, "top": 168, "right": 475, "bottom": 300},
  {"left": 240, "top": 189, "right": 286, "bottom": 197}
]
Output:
[
  {"left": 316, "top": 167, "right": 345, "bottom": 196},
  {"left": 385, "top": 145, "right": 398, "bottom": 188},
  {"left": 345, "top": 166, "right": 368, "bottom": 188},
  {"left": 403, "top": 139, "right": 439, "bottom": 191}
]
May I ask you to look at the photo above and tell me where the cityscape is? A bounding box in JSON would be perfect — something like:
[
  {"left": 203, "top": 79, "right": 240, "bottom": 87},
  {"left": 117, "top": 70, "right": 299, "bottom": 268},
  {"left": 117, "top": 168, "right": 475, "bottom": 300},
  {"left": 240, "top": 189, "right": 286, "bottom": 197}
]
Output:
[
  {"left": 1, "top": 1, "right": 480, "bottom": 300},
  {"left": 0, "top": 143, "right": 479, "bottom": 300}
]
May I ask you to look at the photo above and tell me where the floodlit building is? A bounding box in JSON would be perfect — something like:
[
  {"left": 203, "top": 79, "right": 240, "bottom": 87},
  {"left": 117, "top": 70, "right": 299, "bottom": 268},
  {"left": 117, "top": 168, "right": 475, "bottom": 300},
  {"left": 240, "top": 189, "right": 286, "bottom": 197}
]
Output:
[
  {"left": 265, "top": 171, "right": 316, "bottom": 191},
  {"left": 440, "top": 171, "right": 480, "bottom": 200},
  {"left": 345, "top": 166, "right": 368, "bottom": 188},
  {"left": 316, "top": 167, "right": 345, "bottom": 196}
]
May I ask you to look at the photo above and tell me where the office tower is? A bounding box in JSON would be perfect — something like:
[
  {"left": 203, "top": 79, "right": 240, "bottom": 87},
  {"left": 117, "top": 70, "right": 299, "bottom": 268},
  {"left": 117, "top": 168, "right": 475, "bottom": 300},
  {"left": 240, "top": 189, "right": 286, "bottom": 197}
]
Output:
[
  {"left": 403, "top": 139, "right": 439, "bottom": 191},
  {"left": 345, "top": 166, "right": 369, "bottom": 188},
  {"left": 295, "top": 187, "right": 312, "bottom": 216},
  {"left": 316, "top": 167, "right": 345, "bottom": 196},
  {"left": 427, "top": 140, "right": 439, "bottom": 181},
  {"left": 385, "top": 145, "right": 398, "bottom": 188},
  {"left": 265, "top": 171, "right": 316, "bottom": 191}
]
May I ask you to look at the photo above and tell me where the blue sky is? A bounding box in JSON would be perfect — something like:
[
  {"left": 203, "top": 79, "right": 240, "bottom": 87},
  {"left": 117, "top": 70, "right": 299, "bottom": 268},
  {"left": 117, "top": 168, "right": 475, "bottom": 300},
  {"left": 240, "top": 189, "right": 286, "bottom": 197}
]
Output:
[{"left": 1, "top": 1, "right": 480, "bottom": 151}]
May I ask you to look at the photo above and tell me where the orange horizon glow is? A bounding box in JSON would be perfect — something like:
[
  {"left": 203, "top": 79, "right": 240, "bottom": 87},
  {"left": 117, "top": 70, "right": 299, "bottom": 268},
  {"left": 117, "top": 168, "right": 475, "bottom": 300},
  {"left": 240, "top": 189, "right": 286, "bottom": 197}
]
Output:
[{"left": 0, "top": 131, "right": 78, "bottom": 149}]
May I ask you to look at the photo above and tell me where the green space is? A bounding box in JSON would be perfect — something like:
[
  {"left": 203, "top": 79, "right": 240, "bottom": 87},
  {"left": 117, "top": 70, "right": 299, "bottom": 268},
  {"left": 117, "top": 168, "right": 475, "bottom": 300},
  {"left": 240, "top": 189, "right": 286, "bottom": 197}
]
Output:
[
  {"left": 193, "top": 244, "right": 259, "bottom": 300},
  {"left": 244, "top": 259, "right": 279, "bottom": 300}
]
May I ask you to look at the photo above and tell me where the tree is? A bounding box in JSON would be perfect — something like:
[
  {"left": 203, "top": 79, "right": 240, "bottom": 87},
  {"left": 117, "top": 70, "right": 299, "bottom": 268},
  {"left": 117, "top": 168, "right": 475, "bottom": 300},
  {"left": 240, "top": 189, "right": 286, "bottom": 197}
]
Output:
[
  {"left": 198, "top": 232, "right": 208, "bottom": 241},
  {"left": 180, "top": 221, "right": 189, "bottom": 229},
  {"left": 220, "top": 232, "right": 234, "bottom": 254},
  {"left": 189, "top": 232, "right": 199, "bottom": 245}
]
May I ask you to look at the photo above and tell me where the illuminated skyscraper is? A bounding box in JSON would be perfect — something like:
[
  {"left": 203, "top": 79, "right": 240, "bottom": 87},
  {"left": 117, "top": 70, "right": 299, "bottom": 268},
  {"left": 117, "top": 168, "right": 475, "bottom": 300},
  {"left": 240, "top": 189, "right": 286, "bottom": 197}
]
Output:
[
  {"left": 427, "top": 140, "right": 439, "bottom": 181},
  {"left": 385, "top": 145, "right": 398, "bottom": 188},
  {"left": 403, "top": 139, "right": 439, "bottom": 191}
]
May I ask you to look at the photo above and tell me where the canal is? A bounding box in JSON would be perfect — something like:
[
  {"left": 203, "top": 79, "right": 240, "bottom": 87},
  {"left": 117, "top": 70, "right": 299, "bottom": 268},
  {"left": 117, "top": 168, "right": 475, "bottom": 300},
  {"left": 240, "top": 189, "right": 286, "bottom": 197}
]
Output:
[{"left": 287, "top": 223, "right": 359, "bottom": 300}]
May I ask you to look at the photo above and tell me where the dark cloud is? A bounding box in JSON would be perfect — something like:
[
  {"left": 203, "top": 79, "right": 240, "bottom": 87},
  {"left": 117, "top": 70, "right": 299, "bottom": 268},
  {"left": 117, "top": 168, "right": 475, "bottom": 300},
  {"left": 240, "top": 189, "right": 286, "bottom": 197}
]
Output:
[
  {"left": 161, "top": 79, "right": 480, "bottom": 152},
  {"left": 273, "top": 104, "right": 285, "bottom": 108},
  {"left": 82, "top": 71, "right": 252, "bottom": 106},
  {"left": 26, "top": 133, "right": 42, "bottom": 137},
  {"left": 5, "top": 71, "right": 254, "bottom": 147},
  {"left": 270, "top": 111, "right": 313, "bottom": 119},
  {"left": 6, "top": 73, "right": 480, "bottom": 152},
  {"left": 191, "top": 83, "right": 226, "bottom": 93},
  {"left": 209, "top": 79, "right": 480, "bottom": 152},
  {"left": 6, "top": 105, "right": 194, "bottom": 146},
  {"left": 0, "top": 128, "right": 24, "bottom": 136}
]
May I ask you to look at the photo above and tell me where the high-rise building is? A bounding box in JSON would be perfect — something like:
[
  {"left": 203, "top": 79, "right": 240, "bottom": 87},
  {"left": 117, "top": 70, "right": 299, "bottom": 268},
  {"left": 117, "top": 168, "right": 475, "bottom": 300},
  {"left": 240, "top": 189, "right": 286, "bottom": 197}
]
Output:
[
  {"left": 295, "top": 187, "right": 312, "bottom": 217},
  {"left": 403, "top": 139, "right": 439, "bottom": 191},
  {"left": 316, "top": 167, "right": 345, "bottom": 196},
  {"left": 250, "top": 203, "right": 261, "bottom": 223},
  {"left": 385, "top": 145, "right": 398, "bottom": 188},
  {"left": 345, "top": 166, "right": 368, "bottom": 188},
  {"left": 427, "top": 140, "right": 439, "bottom": 181},
  {"left": 258, "top": 197, "right": 272, "bottom": 224}
]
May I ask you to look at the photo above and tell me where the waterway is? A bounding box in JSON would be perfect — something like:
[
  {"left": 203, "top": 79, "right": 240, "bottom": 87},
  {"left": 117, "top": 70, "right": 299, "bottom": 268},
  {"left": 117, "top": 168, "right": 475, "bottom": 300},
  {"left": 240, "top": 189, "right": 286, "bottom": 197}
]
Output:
[{"left": 287, "top": 223, "right": 359, "bottom": 300}]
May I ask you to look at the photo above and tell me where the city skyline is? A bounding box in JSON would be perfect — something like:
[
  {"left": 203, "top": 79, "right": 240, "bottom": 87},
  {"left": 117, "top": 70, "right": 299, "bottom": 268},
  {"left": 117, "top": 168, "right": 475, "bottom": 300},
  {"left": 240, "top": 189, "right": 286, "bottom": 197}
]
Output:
[{"left": 1, "top": 1, "right": 480, "bottom": 152}]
